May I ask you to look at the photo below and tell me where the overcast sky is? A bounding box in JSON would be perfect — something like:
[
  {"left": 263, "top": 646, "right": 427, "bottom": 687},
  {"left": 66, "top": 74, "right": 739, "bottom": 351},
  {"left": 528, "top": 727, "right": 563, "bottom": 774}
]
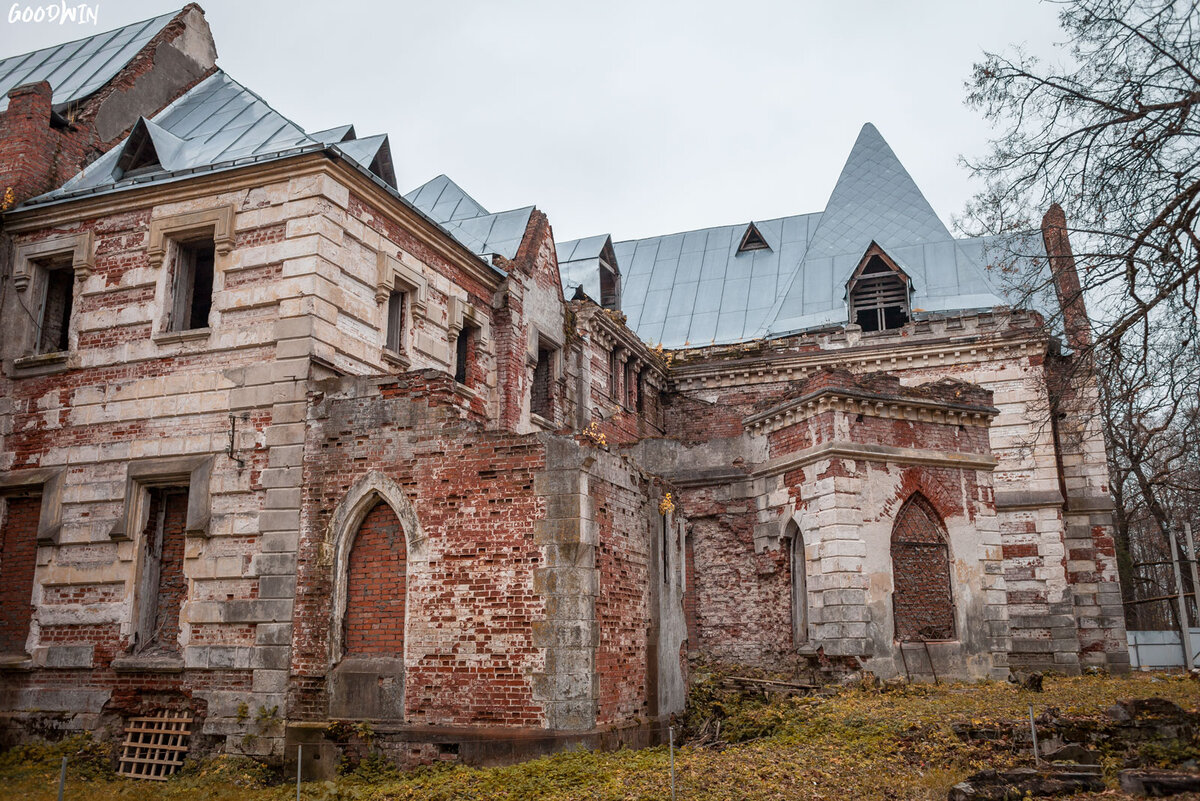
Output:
[{"left": 2, "top": 1, "right": 1066, "bottom": 242}]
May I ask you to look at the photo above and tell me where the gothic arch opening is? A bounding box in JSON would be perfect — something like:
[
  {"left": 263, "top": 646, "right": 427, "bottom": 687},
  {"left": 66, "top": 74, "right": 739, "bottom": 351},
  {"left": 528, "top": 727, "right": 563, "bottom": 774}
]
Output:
[
  {"left": 890, "top": 494, "right": 955, "bottom": 642},
  {"left": 785, "top": 520, "right": 808, "bottom": 646},
  {"left": 343, "top": 501, "right": 407, "bottom": 659}
]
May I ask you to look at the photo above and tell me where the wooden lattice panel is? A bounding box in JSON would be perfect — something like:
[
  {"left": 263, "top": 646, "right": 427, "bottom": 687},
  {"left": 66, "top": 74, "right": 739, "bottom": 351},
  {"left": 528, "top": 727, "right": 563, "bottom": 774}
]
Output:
[{"left": 118, "top": 711, "right": 192, "bottom": 780}]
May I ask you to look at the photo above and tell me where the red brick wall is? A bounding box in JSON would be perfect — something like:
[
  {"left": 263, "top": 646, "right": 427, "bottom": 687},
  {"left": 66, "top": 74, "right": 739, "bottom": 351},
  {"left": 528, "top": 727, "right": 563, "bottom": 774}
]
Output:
[
  {"left": 0, "top": 496, "right": 40, "bottom": 654},
  {"left": 344, "top": 502, "right": 407, "bottom": 657},
  {"left": 593, "top": 474, "right": 651, "bottom": 725},
  {"left": 292, "top": 371, "right": 548, "bottom": 727}
]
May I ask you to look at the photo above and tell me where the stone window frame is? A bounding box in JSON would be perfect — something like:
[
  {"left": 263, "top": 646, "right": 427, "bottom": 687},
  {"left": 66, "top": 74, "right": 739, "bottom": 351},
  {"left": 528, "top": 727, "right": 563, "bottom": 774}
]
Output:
[
  {"left": 10, "top": 233, "right": 93, "bottom": 368},
  {"left": 107, "top": 456, "right": 214, "bottom": 542},
  {"left": 527, "top": 325, "right": 563, "bottom": 428},
  {"left": 447, "top": 296, "right": 490, "bottom": 388},
  {"left": 376, "top": 252, "right": 428, "bottom": 368},
  {"left": 0, "top": 467, "right": 66, "bottom": 545},
  {"left": 325, "top": 471, "right": 427, "bottom": 667},
  {"left": 106, "top": 457, "right": 212, "bottom": 669},
  {"left": 783, "top": 518, "right": 809, "bottom": 647},
  {"left": 147, "top": 205, "right": 235, "bottom": 344}
]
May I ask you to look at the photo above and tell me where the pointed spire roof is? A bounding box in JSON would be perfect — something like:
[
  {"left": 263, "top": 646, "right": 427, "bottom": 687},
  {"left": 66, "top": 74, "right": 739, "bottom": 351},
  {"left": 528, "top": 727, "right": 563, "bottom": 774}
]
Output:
[{"left": 803, "top": 123, "right": 952, "bottom": 260}]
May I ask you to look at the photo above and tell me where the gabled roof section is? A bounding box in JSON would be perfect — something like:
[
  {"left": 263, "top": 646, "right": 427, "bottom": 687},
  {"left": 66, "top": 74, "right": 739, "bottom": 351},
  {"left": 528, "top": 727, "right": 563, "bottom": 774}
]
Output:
[
  {"left": 41, "top": 70, "right": 316, "bottom": 199},
  {"left": 404, "top": 175, "right": 490, "bottom": 222},
  {"left": 737, "top": 222, "right": 770, "bottom": 253},
  {"left": 309, "top": 124, "right": 356, "bottom": 144},
  {"left": 440, "top": 207, "right": 535, "bottom": 261},
  {"left": 334, "top": 133, "right": 396, "bottom": 188},
  {"left": 0, "top": 9, "right": 177, "bottom": 112},
  {"left": 557, "top": 234, "right": 619, "bottom": 305},
  {"left": 115, "top": 117, "right": 187, "bottom": 174}
]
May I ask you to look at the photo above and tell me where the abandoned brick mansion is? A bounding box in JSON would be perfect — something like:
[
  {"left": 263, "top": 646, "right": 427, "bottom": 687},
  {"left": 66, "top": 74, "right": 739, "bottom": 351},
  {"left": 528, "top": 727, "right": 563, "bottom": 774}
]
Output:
[{"left": 0, "top": 6, "right": 1126, "bottom": 767}]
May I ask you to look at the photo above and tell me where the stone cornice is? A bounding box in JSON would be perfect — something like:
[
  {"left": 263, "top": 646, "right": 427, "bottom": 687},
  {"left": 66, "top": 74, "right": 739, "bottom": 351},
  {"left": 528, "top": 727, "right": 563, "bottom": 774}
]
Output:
[
  {"left": 754, "top": 440, "right": 999, "bottom": 478},
  {"left": 669, "top": 328, "right": 1050, "bottom": 391},
  {"left": 578, "top": 306, "right": 668, "bottom": 384},
  {"left": 743, "top": 387, "right": 999, "bottom": 435}
]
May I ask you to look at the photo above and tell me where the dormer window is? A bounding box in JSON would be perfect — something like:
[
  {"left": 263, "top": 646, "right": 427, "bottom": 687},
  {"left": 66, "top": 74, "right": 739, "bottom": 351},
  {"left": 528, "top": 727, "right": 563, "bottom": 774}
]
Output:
[
  {"left": 599, "top": 259, "right": 620, "bottom": 310},
  {"left": 847, "top": 245, "right": 910, "bottom": 332},
  {"left": 737, "top": 223, "right": 770, "bottom": 254}
]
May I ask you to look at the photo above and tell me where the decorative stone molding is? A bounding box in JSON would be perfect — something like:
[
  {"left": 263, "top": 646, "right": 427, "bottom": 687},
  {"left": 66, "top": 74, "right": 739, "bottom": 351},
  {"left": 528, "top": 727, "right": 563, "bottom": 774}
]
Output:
[
  {"left": 13, "top": 230, "right": 94, "bottom": 289},
  {"left": 108, "top": 456, "right": 214, "bottom": 540},
  {"left": 325, "top": 470, "right": 427, "bottom": 666},
  {"left": 375, "top": 251, "right": 428, "bottom": 311},
  {"left": 744, "top": 388, "right": 998, "bottom": 435},
  {"left": 0, "top": 467, "right": 66, "bottom": 544},
  {"left": 447, "top": 296, "right": 491, "bottom": 344},
  {"left": 755, "top": 441, "right": 998, "bottom": 478},
  {"left": 147, "top": 205, "right": 235, "bottom": 266}
]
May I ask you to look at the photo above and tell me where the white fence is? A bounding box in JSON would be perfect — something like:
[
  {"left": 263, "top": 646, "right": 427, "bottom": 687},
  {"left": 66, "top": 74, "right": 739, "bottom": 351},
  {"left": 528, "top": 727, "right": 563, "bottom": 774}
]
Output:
[{"left": 1127, "top": 629, "right": 1200, "bottom": 669}]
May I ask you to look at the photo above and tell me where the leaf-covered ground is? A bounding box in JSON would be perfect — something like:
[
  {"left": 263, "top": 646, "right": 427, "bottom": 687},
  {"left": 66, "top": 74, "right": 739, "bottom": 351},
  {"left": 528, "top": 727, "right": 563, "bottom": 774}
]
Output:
[{"left": 3, "top": 673, "right": 1200, "bottom": 801}]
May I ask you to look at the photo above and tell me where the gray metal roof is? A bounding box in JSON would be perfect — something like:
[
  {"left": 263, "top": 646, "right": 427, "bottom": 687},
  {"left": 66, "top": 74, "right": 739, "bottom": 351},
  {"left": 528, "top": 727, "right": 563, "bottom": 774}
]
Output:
[
  {"left": 405, "top": 174, "right": 491, "bottom": 222},
  {"left": 403, "top": 174, "right": 533, "bottom": 261},
  {"left": 604, "top": 124, "right": 1016, "bottom": 348},
  {"left": 557, "top": 234, "right": 615, "bottom": 302},
  {"left": 0, "top": 10, "right": 176, "bottom": 112},
  {"left": 32, "top": 70, "right": 402, "bottom": 202}
]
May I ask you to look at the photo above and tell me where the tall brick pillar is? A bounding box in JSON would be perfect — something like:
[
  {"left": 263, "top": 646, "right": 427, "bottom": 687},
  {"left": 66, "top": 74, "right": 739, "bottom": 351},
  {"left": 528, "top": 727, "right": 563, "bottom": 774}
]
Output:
[
  {"left": 0, "top": 81, "right": 56, "bottom": 205},
  {"left": 1040, "top": 204, "right": 1130, "bottom": 672}
]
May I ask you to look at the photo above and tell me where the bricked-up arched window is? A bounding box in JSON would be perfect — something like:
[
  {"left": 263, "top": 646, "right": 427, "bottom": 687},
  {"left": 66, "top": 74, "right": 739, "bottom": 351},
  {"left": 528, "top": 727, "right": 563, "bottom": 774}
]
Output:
[
  {"left": 786, "top": 521, "right": 808, "bottom": 646},
  {"left": 890, "top": 494, "right": 955, "bottom": 642},
  {"left": 344, "top": 501, "right": 407, "bottom": 658}
]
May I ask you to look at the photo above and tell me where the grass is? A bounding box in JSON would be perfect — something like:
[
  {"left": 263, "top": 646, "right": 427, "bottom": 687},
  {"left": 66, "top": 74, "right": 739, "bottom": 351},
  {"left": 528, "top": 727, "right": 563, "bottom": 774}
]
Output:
[{"left": 3, "top": 673, "right": 1199, "bottom": 800}]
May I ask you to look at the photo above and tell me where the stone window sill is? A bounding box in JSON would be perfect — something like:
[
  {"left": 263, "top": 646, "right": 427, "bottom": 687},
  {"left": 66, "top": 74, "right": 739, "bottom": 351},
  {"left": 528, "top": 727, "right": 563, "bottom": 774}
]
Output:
[
  {"left": 0, "top": 653, "right": 32, "bottom": 671},
  {"left": 381, "top": 347, "right": 411, "bottom": 371},
  {"left": 111, "top": 654, "right": 185, "bottom": 673},
  {"left": 531, "top": 412, "right": 557, "bottom": 431},
  {"left": 153, "top": 327, "right": 211, "bottom": 345},
  {"left": 11, "top": 351, "right": 68, "bottom": 377},
  {"left": 452, "top": 382, "right": 478, "bottom": 401}
]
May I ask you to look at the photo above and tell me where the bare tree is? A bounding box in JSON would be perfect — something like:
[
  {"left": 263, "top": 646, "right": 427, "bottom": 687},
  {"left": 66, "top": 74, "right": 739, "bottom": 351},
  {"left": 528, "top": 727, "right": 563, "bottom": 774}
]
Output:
[
  {"left": 963, "top": 0, "right": 1200, "bottom": 627},
  {"left": 963, "top": 0, "right": 1200, "bottom": 364}
]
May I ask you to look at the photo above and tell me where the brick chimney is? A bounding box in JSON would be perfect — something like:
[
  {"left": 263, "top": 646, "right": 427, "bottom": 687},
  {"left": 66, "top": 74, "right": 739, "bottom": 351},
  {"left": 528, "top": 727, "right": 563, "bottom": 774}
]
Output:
[
  {"left": 1041, "top": 203, "right": 1093, "bottom": 353},
  {"left": 0, "top": 81, "right": 56, "bottom": 204}
]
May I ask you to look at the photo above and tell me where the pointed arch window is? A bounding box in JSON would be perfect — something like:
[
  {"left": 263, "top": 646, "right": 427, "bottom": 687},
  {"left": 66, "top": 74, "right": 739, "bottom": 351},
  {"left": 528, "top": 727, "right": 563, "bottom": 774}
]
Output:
[
  {"left": 786, "top": 521, "right": 808, "bottom": 646},
  {"left": 890, "top": 494, "right": 955, "bottom": 642},
  {"left": 847, "top": 244, "right": 910, "bottom": 332}
]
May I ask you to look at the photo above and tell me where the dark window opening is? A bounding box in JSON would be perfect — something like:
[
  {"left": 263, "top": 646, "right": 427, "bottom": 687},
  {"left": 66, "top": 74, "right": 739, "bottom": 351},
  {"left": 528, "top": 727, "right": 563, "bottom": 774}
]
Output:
[
  {"left": 737, "top": 223, "right": 770, "bottom": 253},
  {"left": 134, "top": 488, "right": 189, "bottom": 654},
  {"left": 600, "top": 262, "right": 620, "bottom": 309},
  {"left": 891, "top": 494, "right": 955, "bottom": 642},
  {"left": 454, "top": 324, "right": 477, "bottom": 386},
  {"left": 531, "top": 346, "right": 554, "bottom": 419},
  {"left": 116, "top": 124, "right": 161, "bottom": 177},
  {"left": 636, "top": 369, "right": 648, "bottom": 416},
  {"left": 608, "top": 350, "right": 620, "bottom": 400},
  {"left": 37, "top": 263, "right": 73, "bottom": 353},
  {"left": 661, "top": 513, "right": 670, "bottom": 585},
  {"left": 386, "top": 289, "right": 407, "bottom": 352},
  {"left": 849, "top": 256, "right": 908, "bottom": 332},
  {"left": 169, "top": 240, "right": 215, "bottom": 332}
]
